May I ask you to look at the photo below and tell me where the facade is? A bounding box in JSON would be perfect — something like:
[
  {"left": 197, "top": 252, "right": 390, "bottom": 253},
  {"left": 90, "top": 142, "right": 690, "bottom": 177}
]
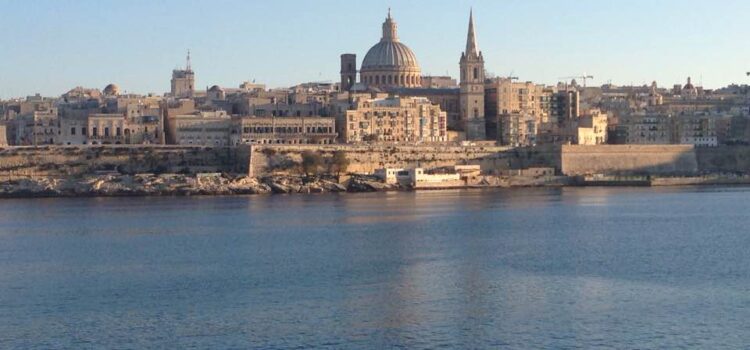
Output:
[
  {"left": 498, "top": 112, "right": 538, "bottom": 147},
  {"left": 358, "top": 10, "right": 422, "bottom": 90},
  {"left": 15, "top": 109, "right": 59, "bottom": 145},
  {"left": 618, "top": 112, "right": 673, "bottom": 144},
  {"left": 231, "top": 116, "right": 337, "bottom": 145},
  {"left": 459, "top": 10, "right": 486, "bottom": 140},
  {"left": 168, "top": 110, "right": 232, "bottom": 146},
  {"left": 343, "top": 96, "right": 447, "bottom": 143},
  {"left": 674, "top": 113, "right": 718, "bottom": 147},
  {"left": 391, "top": 88, "right": 461, "bottom": 130},
  {"left": 87, "top": 114, "right": 127, "bottom": 144},
  {"left": 0, "top": 123, "right": 6, "bottom": 146},
  {"left": 59, "top": 115, "right": 89, "bottom": 145},
  {"left": 576, "top": 111, "right": 608, "bottom": 145}
]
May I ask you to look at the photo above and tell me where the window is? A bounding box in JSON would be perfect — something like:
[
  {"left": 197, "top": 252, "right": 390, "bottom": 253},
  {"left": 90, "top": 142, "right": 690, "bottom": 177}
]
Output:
[
  {"left": 104, "top": 127, "right": 110, "bottom": 137},
  {"left": 71, "top": 127, "right": 76, "bottom": 135}
]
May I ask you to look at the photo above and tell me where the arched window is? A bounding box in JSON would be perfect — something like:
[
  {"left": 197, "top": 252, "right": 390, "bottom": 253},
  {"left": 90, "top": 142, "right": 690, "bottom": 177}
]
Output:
[{"left": 473, "top": 67, "right": 478, "bottom": 80}]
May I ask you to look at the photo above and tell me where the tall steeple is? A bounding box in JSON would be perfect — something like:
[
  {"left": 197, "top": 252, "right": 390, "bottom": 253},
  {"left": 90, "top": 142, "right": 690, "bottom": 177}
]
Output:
[
  {"left": 381, "top": 8, "right": 399, "bottom": 42},
  {"left": 459, "top": 9, "right": 486, "bottom": 140},
  {"left": 465, "top": 8, "right": 479, "bottom": 57}
]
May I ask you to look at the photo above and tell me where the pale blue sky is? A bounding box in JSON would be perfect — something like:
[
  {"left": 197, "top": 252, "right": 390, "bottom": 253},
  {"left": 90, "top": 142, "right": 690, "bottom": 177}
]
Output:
[{"left": 2, "top": 0, "right": 749, "bottom": 98}]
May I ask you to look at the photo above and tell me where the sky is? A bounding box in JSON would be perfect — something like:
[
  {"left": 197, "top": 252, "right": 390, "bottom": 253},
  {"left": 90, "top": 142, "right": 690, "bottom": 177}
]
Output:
[{"left": 2, "top": 0, "right": 750, "bottom": 98}]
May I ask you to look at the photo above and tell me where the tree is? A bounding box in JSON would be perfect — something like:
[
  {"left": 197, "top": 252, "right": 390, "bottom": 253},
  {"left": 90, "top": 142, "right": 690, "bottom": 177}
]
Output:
[
  {"left": 329, "top": 150, "right": 350, "bottom": 176},
  {"left": 300, "top": 150, "right": 323, "bottom": 176}
]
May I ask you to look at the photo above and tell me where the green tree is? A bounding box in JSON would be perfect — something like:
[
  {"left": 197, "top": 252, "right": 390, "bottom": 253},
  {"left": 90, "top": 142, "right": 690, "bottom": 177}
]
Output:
[
  {"left": 329, "top": 150, "right": 350, "bottom": 176},
  {"left": 301, "top": 150, "right": 323, "bottom": 176}
]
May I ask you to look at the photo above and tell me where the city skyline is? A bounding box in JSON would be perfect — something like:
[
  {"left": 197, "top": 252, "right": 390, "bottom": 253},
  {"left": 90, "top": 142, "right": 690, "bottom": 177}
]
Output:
[{"left": 2, "top": 0, "right": 750, "bottom": 98}]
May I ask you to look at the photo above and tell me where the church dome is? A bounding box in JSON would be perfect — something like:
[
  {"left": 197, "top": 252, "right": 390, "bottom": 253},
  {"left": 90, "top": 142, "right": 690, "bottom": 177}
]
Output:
[
  {"left": 359, "top": 10, "right": 422, "bottom": 89},
  {"left": 103, "top": 83, "right": 119, "bottom": 96},
  {"left": 208, "top": 85, "right": 224, "bottom": 92},
  {"left": 362, "top": 41, "right": 419, "bottom": 70},
  {"left": 683, "top": 77, "right": 695, "bottom": 90}
]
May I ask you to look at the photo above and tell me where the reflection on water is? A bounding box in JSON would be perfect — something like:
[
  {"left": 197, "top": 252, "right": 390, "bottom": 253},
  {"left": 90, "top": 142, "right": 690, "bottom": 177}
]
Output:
[{"left": 2, "top": 187, "right": 750, "bottom": 348}]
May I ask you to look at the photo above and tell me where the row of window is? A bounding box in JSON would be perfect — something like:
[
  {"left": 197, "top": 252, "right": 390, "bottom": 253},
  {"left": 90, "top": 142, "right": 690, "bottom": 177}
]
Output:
[
  {"left": 362, "top": 74, "right": 420, "bottom": 86},
  {"left": 76, "top": 126, "right": 154, "bottom": 137},
  {"left": 242, "top": 126, "right": 333, "bottom": 134}
]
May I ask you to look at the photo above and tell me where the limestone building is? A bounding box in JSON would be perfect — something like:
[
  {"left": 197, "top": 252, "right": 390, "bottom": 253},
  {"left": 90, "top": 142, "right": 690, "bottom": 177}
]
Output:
[
  {"left": 87, "top": 114, "right": 127, "bottom": 144},
  {"left": 168, "top": 110, "right": 232, "bottom": 146},
  {"left": 459, "top": 10, "right": 486, "bottom": 140},
  {"left": 231, "top": 116, "right": 337, "bottom": 145},
  {"left": 342, "top": 96, "right": 447, "bottom": 143},
  {"left": 15, "top": 108, "right": 59, "bottom": 145}
]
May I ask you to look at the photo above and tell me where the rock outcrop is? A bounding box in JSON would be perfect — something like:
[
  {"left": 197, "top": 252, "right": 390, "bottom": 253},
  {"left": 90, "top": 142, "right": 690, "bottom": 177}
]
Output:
[{"left": 0, "top": 173, "right": 371, "bottom": 198}]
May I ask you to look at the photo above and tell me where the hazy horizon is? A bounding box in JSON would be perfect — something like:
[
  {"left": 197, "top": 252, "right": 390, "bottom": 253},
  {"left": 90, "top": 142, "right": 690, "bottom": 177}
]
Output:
[{"left": 2, "top": 0, "right": 750, "bottom": 98}]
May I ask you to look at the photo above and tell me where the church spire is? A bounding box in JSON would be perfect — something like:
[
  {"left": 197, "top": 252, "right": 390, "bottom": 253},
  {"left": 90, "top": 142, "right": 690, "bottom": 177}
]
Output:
[{"left": 465, "top": 9, "right": 479, "bottom": 57}]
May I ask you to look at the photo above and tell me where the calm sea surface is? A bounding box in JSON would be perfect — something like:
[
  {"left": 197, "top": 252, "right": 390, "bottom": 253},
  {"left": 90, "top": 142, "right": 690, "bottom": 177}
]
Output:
[{"left": 1, "top": 187, "right": 750, "bottom": 349}]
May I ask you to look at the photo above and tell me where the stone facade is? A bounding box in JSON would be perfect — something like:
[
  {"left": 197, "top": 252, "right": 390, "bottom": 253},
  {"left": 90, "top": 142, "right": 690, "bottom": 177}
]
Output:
[
  {"left": 342, "top": 96, "right": 447, "bottom": 143},
  {"left": 231, "top": 116, "right": 336, "bottom": 145},
  {"left": 168, "top": 110, "right": 232, "bottom": 146}
]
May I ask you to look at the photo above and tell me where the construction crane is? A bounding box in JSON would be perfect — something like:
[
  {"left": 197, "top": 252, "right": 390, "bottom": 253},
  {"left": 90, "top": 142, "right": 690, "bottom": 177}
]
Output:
[{"left": 559, "top": 74, "right": 594, "bottom": 88}]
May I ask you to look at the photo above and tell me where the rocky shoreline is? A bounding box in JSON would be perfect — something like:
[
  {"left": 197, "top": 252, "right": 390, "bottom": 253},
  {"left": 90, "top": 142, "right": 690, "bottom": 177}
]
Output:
[
  {"left": 0, "top": 173, "right": 404, "bottom": 198},
  {"left": 6, "top": 172, "right": 742, "bottom": 199}
]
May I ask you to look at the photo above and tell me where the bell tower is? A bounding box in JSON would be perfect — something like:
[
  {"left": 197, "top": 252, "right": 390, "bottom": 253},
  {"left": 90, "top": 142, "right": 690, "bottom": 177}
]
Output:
[
  {"left": 340, "top": 54, "right": 357, "bottom": 91},
  {"left": 459, "top": 10, "right": 486, "bottom": 140}
]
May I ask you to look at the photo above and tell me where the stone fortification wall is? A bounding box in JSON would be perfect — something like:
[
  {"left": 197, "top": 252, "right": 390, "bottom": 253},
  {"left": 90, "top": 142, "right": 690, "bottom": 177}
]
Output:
[
  {"left": 561, "top": 145, "right": 698, "bottom": 176},
  {"left": 695, "top": 146, "right": 750, "bottom": 174},
  {"left": 249, "top": 144, "right": 561, "bottom": 176},
  {"left": 0, "top": 145, "right": 251, "bottom": 179},
  {"left": 6, "top": 144, "right": 746, "bottom": 181}
]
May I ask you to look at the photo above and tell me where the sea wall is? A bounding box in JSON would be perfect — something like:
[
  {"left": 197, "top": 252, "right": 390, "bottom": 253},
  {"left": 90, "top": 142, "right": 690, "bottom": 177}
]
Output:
[
  {"left": 560, "top": 145, "right": 699, "bottom": 176},
  {"left": 0, "top": 145, "right": 251, "bottom": 180},
  {"left": 3, "top": 144, "right": 750, "bottom": 182},
  {"left": 249, "top": 144, "right": 561, "bottom": 176},
  {"left": 695, "top": 146, "right": 750, "bottom": 173}
]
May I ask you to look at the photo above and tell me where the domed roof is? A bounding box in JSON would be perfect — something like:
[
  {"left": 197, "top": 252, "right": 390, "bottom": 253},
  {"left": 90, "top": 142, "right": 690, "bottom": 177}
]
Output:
[
  {"left": 360, "top": 10, "right": 420, "bottom": 71},
  {"left": 103, "top": 83, "right": 119, "bottom": 95},
  {"left": 208, "top": 85, "right": 224, "bottom": 92},
  {"left": 362, "top": 41, "right": 419, "bottom": 70},
  {"left": 683, "top": 77, "right": 695, "bottom": 90}
]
